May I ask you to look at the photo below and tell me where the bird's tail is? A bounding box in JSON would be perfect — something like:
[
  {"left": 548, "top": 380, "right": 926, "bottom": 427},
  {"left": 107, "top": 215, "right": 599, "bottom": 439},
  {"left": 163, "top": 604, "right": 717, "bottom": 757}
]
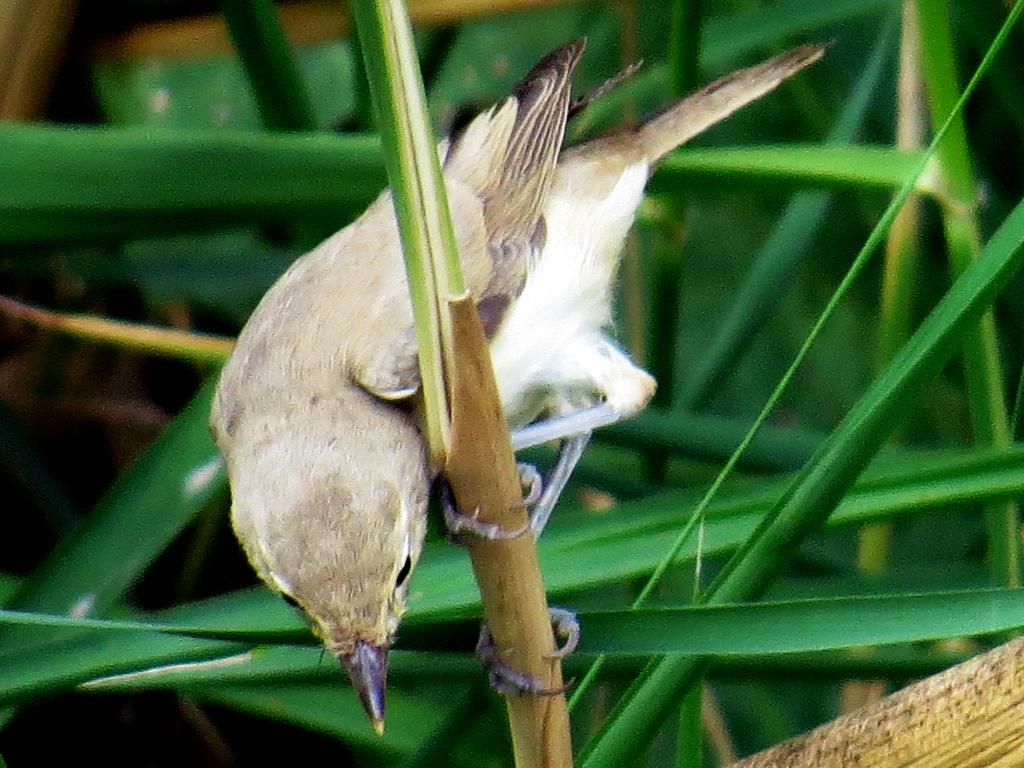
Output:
[{"left": 636, "top": 43, "right": 826, "bottom": 164}]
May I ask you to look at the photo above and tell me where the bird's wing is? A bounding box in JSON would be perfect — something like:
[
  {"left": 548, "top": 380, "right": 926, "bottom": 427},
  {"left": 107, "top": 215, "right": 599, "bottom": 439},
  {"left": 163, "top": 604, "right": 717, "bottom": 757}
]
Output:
[
  {"left": 445, "top": 38, "right": 584, "bottom": 336},
  {"left": 356, "top": 40, "right": 585, "bottom": 400}
]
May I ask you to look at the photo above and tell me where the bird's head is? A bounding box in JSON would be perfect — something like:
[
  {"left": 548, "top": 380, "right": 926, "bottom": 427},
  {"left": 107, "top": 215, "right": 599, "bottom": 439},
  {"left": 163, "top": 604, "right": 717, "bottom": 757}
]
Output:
[{"left": 214, "top": 390, "right": 429, "bottom": 734}]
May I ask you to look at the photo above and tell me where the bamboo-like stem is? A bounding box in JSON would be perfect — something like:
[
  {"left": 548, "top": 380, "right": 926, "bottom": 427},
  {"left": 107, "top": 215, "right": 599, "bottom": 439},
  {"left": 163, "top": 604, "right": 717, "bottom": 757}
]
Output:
[
  {"left": 446, "top": 298, "right": 572, "bottom": 767},
  {"left": 730, "top": 637, "right": 1024, "bottom": 767},
  {"left": 846, "top": 1, "right": 927, "bottom": 712},
  {"left": 915, "top": 0, "right": 1022, "bottom": 589}
]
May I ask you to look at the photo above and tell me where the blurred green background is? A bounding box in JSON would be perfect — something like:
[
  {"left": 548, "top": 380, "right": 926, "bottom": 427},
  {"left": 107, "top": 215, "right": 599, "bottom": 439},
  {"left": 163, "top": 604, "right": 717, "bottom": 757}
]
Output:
[{"left": 1, "top": 0, "right": 1023, "bottom": 766}]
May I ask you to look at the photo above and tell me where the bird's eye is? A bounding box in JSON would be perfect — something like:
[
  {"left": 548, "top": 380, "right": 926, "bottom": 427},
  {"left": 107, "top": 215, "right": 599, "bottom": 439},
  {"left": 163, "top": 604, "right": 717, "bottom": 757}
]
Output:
[
  {"left": 396, "top": 555, "right": 412, "bottom": 587},
  {"left": 281, "top": 593, "right": 300, "bottom": 609}
]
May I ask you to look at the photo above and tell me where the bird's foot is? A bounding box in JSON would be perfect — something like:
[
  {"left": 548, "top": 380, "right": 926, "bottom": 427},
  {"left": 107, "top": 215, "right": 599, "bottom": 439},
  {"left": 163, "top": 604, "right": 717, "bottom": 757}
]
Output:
[
  {"left": 440, "top": 475, "right": 532, "bottom": 542},
  {"left": 476, "top": 607, "right": 580, "bottom": 696}
]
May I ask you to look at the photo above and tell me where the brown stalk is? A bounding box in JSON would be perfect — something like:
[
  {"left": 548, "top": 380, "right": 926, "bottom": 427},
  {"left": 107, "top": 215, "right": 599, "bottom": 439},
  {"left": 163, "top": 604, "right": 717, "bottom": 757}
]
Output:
[
  {"left": 732, "top": 637, "right": 1024, "bottom": 767},
  {"left": 0, "top": 0, "right": 77, "bottom": 119},
  {"left": 90, "top": 0, "right": 583, "bottom": 62},
  {"left": 0, "top": 294, "right": 234, "bottom": 364},
  {"left": 444, "top": 295, "right": 572, "bottom": 767},
  {"left": 702, "top": 685, "right": 737, "bottom": 766}
]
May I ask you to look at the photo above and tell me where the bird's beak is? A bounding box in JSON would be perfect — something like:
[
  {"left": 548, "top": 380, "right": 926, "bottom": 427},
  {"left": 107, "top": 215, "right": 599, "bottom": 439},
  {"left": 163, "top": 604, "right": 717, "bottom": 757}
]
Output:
[{"left": 340, "top": 640, "right": 389, "bottom": 735}]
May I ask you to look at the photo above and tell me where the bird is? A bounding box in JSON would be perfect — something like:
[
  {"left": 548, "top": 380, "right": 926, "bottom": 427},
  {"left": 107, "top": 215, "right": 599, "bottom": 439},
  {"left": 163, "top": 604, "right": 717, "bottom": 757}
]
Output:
[{"left": 210, "top": 38, "right": 824, "bottom": 733}]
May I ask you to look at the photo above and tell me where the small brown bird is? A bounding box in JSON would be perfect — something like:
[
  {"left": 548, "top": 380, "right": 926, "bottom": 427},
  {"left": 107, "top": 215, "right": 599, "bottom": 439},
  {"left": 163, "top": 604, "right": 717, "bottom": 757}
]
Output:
[{"left": 210, "top": 39, "right": 823, "bottom": 733}]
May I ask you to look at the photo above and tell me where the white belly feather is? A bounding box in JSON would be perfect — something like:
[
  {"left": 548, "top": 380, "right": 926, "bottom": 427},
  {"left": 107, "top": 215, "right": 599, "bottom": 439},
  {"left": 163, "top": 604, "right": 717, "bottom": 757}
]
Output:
[{"left": 490, "top": 160, "right": 656, "bottom": 427}]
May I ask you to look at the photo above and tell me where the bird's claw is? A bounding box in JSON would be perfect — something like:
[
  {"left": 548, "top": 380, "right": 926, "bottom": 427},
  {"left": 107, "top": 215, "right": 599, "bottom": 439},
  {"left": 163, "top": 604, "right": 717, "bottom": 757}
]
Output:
[
  {"left": 440, "top": 481, "right": 530, "bottom": 542},
  {"left": 545, "top": 606, "right": 581, "bottom": 659},
  {"left": 514, "top": 463, "right": 543, "bottom": 508},
  {"left": 444, "top": 503, "right": 530, "bottom": 542},
  {"left": 476, "top": 607, "right": 580, "bottom": 696},
  {"left": 440, "top": 467, "right": 541, "bottom": 542}
]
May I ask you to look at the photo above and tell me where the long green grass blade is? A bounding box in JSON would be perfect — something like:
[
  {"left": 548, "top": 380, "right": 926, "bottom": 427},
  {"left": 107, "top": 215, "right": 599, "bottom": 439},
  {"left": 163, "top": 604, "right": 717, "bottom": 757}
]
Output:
[
  {"left": 221, "top": 0, "right": 319, "bottom": 131},
  {"left": 4, "top": 586, "right": 1019, "bottom": 701},
  {"left": 17, "top": 438, "right": 1021, "bottom": 631},
  {"left": 4, "top": 589, "right": 1019, "bottom": 655},
  {"left": 350, "top": 0, "right": 465, "bottom": 460},
  {"left": 575, "top": 590, "right": 1024, "bottom": 654},
  {"left": 651, "top": 145, "right": 931, "bottom": 196},
  {"left": 917, "top": 0, "right": 1022, "bottom": 589},
  {"left": 80, "top": 643, "right": 966, "bottom": 690},
  {"left": 667, "top": 0, "right": 702, "bottom": 97},
  {"left": 0, "top": 125, "right": 384, "bottom": 244},
  {"left": 0, "top": 132, "right": 924, "bottom": 248},
  {"left": 0, "top": 135, "right": 925, "bottom": 251},
  {"left": 0, "top": 628, "right": 244, "bottom": 704}
]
